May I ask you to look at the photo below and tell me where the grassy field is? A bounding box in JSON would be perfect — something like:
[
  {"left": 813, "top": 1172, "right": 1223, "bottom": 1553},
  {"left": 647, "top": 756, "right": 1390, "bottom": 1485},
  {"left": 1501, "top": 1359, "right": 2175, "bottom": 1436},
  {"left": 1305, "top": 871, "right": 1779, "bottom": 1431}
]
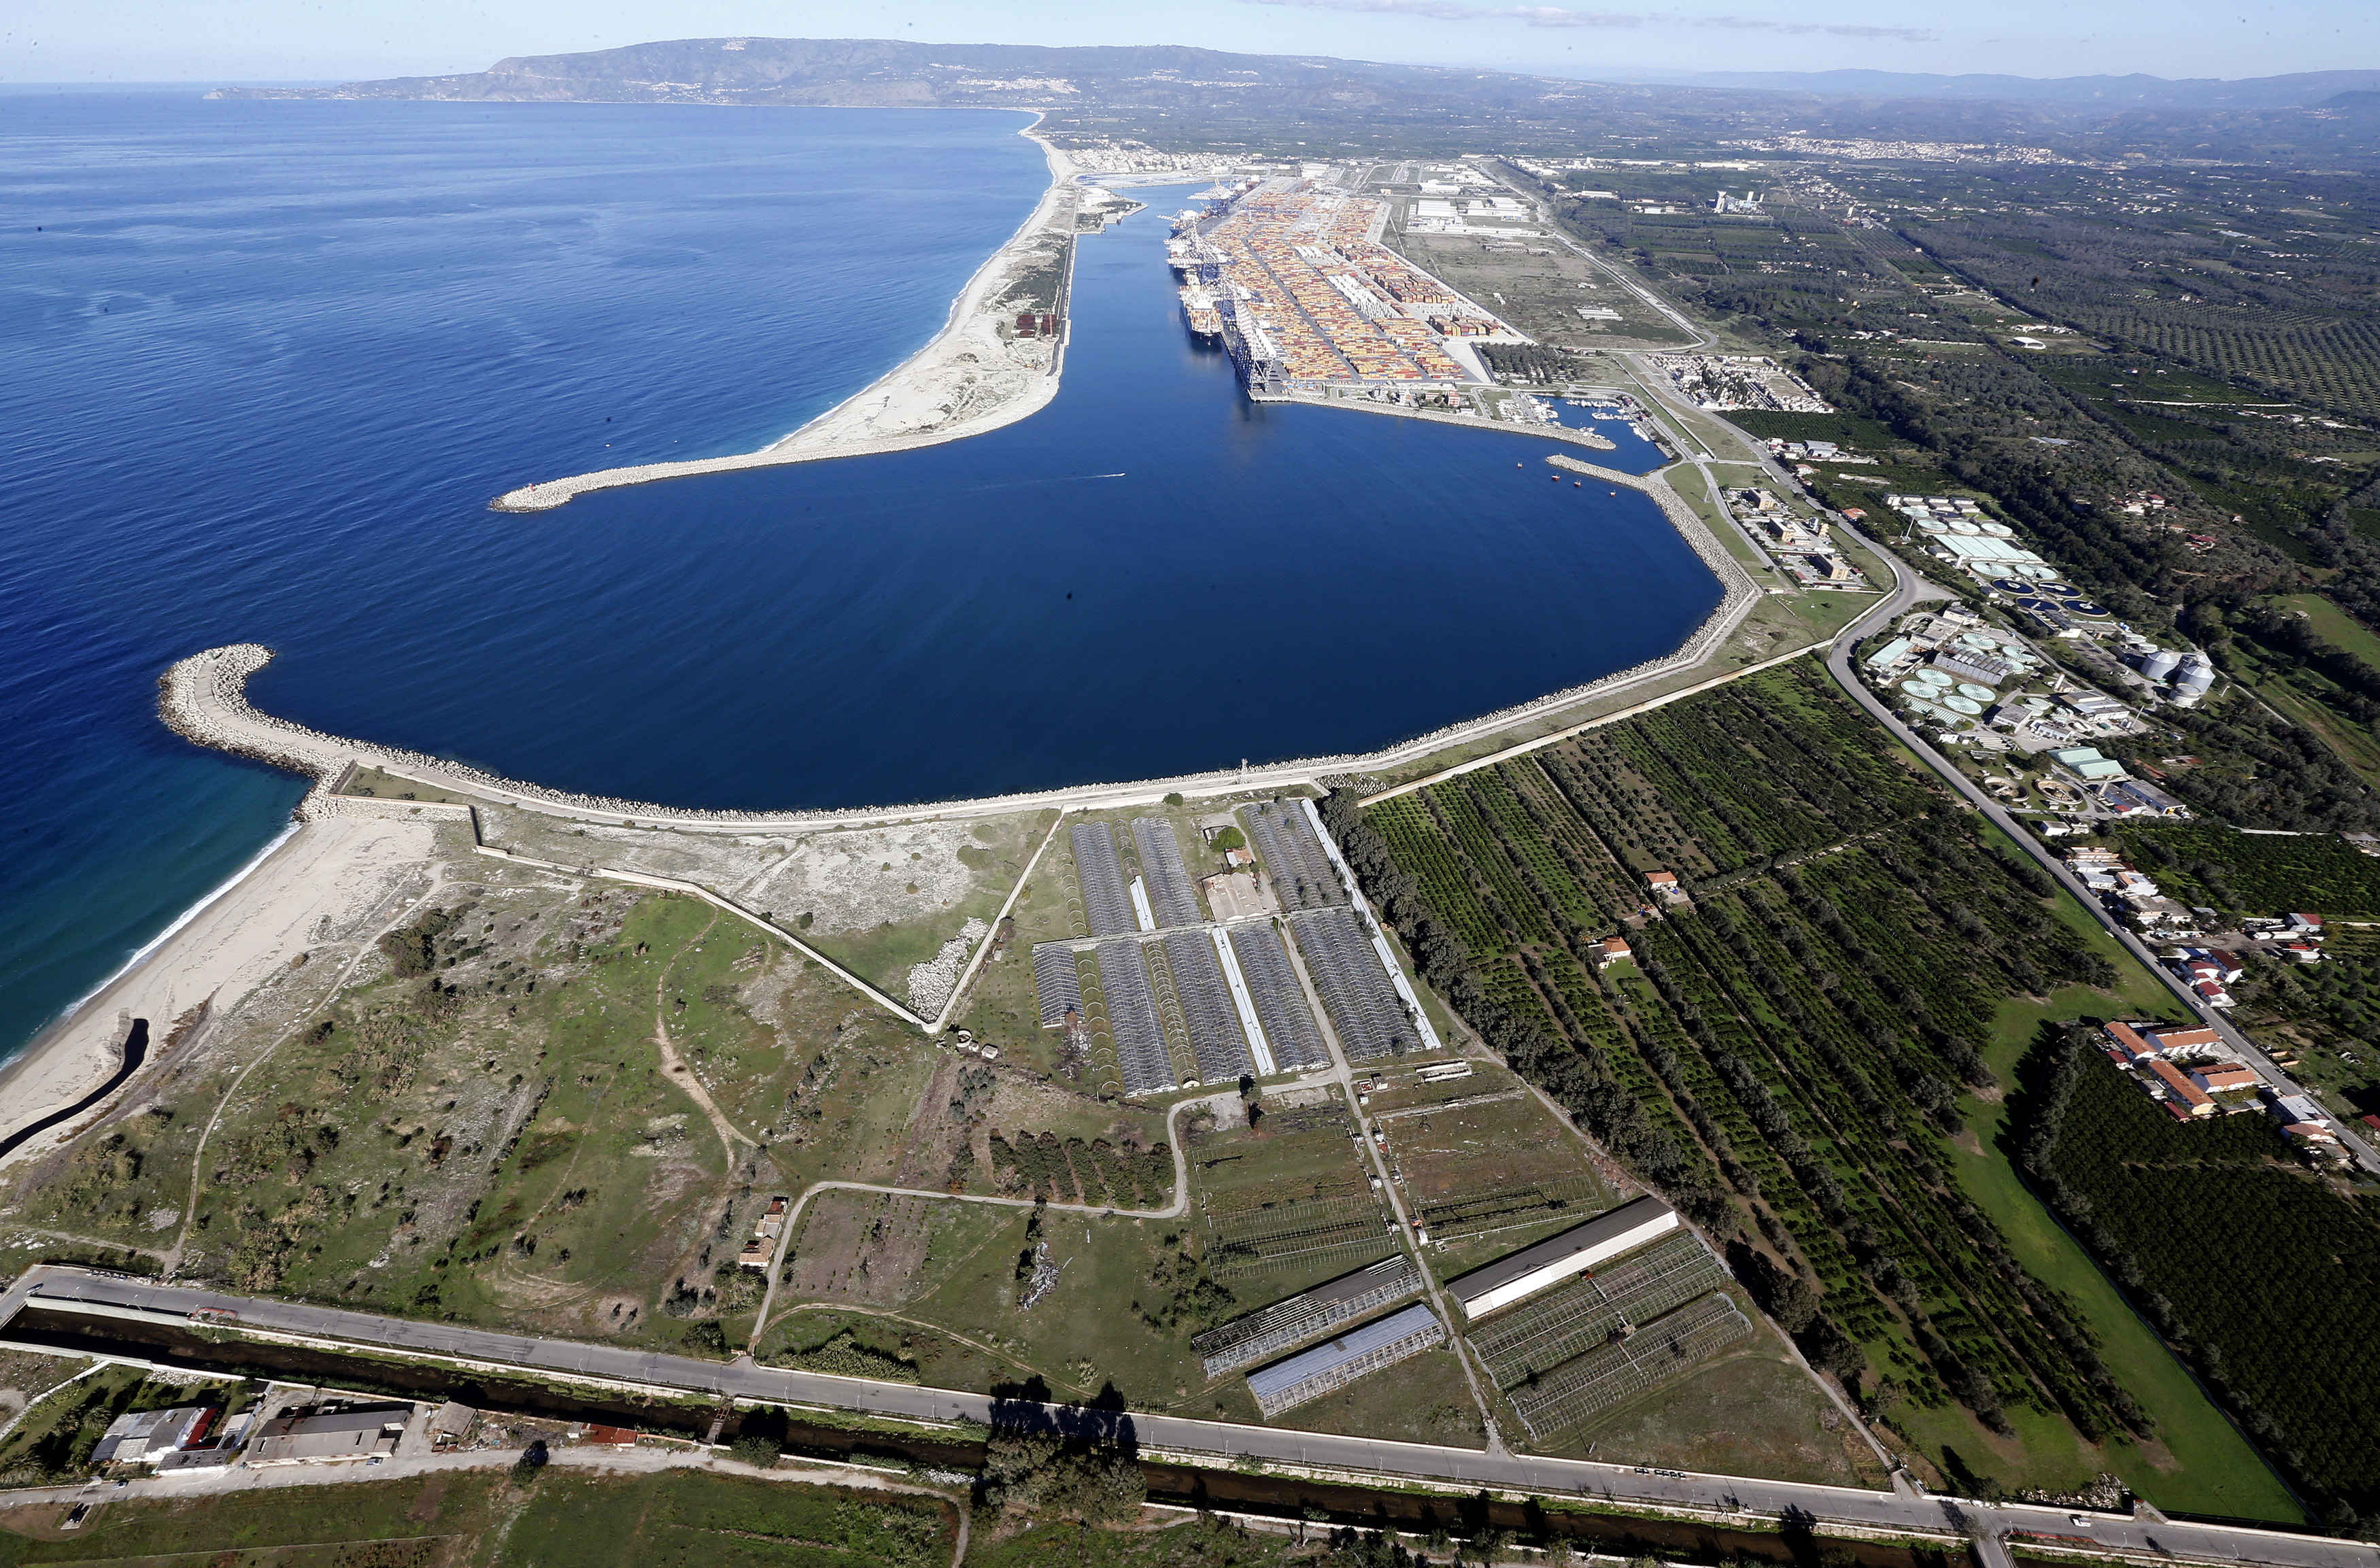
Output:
[
  {"left": 0, "top": 1465, "right": 953, "bottom": 1568},
  {"left": 0, "top": 843, "right": 1150, "bottom": 1366},
  {"left": 1538, "top": 1349, "right": 1887, "bottom": 1486},
  {"left": 2273, "top": 592, "right": 2380, "bottom": 668}
]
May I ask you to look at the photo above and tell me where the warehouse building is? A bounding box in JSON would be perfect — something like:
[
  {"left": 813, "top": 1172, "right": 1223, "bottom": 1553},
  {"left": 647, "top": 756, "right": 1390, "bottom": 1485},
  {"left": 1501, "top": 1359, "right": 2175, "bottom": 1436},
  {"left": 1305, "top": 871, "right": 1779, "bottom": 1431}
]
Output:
[
  {"left": 250, "top": 1404, "right": 412, "bottom": 1463},
  {"left": 1193, "top": 1256, "right": 1421, "bottom": 1377},
  {"left": 1448, "top": 1196, "right": 1680, "bottom": 1319},
  {"left": 1245, "top": 1303, "right": 1445, "bottom": 1416}
]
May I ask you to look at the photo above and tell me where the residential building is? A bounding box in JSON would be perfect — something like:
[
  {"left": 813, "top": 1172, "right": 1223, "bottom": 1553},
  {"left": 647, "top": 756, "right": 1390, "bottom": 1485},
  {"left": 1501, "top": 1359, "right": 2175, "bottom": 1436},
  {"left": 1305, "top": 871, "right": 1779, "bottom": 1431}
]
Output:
[
  {"left": 2145, "top": 1057, "right": 2215, "bottom": 1118},
  {"left": 90, "top": 1407, "right": 220, "bottom": 1466}
]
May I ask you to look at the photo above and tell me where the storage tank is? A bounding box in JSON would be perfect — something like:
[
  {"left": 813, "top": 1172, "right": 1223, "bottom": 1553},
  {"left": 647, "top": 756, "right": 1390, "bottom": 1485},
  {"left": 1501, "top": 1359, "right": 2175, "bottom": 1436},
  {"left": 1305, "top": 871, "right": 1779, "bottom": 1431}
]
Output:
[
  {"left": 2174, "top": 655, "right": 2216, "bottom": 692},
  {"left": 2139, "top": 648, "right": 2182, "bottom": 681}
]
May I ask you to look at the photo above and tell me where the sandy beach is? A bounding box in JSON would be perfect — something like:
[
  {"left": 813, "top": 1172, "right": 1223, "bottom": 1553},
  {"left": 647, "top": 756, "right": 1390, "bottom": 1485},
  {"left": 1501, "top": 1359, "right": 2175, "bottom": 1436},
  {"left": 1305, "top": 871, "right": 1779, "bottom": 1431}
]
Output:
[
  {"left": 0, "top": 815, "right": 439, "bottom": 1170},
  {"left": 490, "top": 124, "right": 1089, "bottom": 513}
]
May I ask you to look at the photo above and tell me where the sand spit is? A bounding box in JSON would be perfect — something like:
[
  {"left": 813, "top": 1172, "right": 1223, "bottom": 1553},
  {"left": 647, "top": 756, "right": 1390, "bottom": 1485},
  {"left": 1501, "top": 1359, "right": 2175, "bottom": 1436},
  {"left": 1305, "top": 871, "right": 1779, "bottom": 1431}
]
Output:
[{"left": 490, "top": 128, "right": 1088, "bottom": 513}]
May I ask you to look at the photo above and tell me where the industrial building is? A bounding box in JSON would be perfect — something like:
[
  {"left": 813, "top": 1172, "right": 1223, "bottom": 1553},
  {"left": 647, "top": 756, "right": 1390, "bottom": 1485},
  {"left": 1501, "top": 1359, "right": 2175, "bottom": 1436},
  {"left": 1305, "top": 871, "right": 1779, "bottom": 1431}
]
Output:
[
  {"left": 1244, "top": 1301, "right": 1446, "bottom": 1416},
  {"left": 250, "top": 1404, "right": 412, "bottom": 1463},
  {"left": 1448, "top": 1195, "right": 1680, "bottom": 1318},
  {"left": 1193, "top": 1256, "right": 1421, "bottom": 1377}
]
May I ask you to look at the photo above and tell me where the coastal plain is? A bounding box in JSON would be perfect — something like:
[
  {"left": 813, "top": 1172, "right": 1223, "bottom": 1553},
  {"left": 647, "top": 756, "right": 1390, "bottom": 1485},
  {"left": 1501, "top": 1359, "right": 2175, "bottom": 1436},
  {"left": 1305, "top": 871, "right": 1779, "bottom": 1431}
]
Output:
[{"left": 12, "top": 95, "right": 2356, "bottom": 1568}]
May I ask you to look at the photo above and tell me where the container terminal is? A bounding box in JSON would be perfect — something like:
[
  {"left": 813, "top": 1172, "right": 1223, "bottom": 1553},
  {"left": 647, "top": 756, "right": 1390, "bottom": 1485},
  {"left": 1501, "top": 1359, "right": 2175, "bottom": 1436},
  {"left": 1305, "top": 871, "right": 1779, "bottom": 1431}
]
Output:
[{"left": 1168, "top": 178, "right": 1527, "bottom": 400}]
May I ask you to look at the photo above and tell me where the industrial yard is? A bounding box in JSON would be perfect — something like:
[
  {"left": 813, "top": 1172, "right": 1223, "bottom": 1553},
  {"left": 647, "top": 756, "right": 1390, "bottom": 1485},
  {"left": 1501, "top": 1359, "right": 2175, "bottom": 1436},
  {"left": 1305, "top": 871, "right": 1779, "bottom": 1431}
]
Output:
[{"left": 1170, "top": 178, "right": 1516, "bottom": 396}]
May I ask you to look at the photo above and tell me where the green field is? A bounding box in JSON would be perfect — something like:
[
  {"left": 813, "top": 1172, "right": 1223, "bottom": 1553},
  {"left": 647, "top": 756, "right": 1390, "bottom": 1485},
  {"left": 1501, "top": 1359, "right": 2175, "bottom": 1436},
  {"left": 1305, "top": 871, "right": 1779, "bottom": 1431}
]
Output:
[
  {"left": 0, "top": 1467, "right": 951, "bottom": 1568},
  {"left": 2113, "top": 821, "right": 2380, "bottom": 918}
]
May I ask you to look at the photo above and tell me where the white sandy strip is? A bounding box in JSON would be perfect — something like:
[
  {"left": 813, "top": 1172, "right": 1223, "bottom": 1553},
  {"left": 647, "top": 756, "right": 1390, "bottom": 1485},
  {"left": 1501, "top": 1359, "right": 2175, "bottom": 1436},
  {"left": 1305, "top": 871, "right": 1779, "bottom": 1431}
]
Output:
[
  {"left": 490, "top": 124, "right": 1081, "bottom": 513},
  {"left": 0, "top": 817, "right": 437, "bottom": 1169}
]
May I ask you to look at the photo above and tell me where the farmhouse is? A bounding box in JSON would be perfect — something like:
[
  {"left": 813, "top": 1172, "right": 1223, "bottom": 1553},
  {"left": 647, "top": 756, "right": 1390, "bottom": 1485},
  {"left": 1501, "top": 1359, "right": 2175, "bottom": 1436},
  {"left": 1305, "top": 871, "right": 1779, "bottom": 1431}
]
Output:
[{"left": 1447, "top": 1195, "right": 1680, "bottom": 1318}]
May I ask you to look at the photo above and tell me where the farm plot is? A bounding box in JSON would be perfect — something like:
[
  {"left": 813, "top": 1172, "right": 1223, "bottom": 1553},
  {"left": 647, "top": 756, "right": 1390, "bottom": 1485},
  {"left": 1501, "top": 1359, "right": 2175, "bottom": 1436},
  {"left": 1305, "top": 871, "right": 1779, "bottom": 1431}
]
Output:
[
  {"left": 1162, "top": 929, "right": 1255, "bottom": 1084},
  {"left": 1467, "top": 1231, "right": 1731, "bottom": 1388},
  {"left": 1293, "top": 906, "right": 1422, "bottom": 1061},
  {"left": 1507, "top": 1293, "right": 1754, "bottom": 1442},
  {"left": 1229, "top": 923, "right": 1331, "bottom": 1072},
  {"left": 1032, "top": 943, "right": 1083, "bottom": 1025},
  {"left": 1242, "top": 800, "right": 1348, "bottom": 912},
  {"left": 1382, "top": 1095, "right": 1613, "bottom": 1259},
  {"left": 1071, "top": 821, "right": 1136, "bottom": 937},
  {"left": 2113, "top": 821, "right": 2380, "bottom": 919},
  {"left": 1202, "top": 1193, "right": 1397, "bottom": 1282},
  {"left": 1096, "top": 939, "right": 1176, "bottom": 1096},
  {"left": 1343, "top": 653, "right": 2223, "bottom": 1491},
  {"left": 1134, "top": 817, "right": 1207, "bottom": 927}
]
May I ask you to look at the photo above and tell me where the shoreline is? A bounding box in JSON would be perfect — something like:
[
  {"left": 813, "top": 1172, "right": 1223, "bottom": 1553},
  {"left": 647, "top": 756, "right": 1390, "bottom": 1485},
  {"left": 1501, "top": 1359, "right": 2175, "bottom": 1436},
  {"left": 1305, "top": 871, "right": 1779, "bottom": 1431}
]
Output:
[
  {"left": 0, "top": 813, "right": 447, "bottom": 1172},
  {"left": 0, "top": 821, "right": 292, "bottom": 1117},
  {"left": 0, "top": 461, "right": 1759, "bottom": 1159},
  {"left": 488, "top": 116, "right": 1091, "bottom": 513}
]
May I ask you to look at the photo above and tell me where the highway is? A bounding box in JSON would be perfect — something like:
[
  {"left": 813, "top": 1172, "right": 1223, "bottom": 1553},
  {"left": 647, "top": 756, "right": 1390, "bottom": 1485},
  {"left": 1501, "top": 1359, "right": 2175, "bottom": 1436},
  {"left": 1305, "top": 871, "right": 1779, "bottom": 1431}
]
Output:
[{"left": 5, "top": 1266, "right": 2373, "bottom": 1568}]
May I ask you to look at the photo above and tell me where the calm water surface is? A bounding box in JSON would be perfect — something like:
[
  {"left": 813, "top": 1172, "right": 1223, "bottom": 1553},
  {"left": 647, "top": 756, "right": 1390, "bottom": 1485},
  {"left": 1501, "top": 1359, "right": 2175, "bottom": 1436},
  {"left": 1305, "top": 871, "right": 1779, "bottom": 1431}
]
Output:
[{"left": 0, "top": 95, "right": 1715, "bottom": 1063}]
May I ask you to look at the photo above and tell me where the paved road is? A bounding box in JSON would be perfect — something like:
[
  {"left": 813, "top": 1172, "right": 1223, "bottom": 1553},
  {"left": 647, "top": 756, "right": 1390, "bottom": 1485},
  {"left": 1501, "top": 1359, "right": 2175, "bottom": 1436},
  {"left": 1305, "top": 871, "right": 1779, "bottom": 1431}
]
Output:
[
  {"left": 6, "top": 1267, "right": 2372, "bottom": 1568},
  {"left": 1816, "top": 528, "right": 2380, "bottom": 1176}
]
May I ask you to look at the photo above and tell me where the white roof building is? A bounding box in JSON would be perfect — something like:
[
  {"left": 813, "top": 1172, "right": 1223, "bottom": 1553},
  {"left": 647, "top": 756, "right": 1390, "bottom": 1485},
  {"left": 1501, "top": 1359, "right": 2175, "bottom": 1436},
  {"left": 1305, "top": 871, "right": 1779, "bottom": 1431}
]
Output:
[{"left": 1448, "top": 1196, "right": 1680, "bottom": 1318}]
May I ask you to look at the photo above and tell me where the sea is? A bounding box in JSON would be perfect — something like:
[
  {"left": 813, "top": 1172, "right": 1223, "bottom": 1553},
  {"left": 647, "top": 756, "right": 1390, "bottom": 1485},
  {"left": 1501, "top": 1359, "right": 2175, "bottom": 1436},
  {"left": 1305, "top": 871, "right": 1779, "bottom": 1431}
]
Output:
[{"left": 0, "top": 92, "right": 1716, "bottom": 1068}]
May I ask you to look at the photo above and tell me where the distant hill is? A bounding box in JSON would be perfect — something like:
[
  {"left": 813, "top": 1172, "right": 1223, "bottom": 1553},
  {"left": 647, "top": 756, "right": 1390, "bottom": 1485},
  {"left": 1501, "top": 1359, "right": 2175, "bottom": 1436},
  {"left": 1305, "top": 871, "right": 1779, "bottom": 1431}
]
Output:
[
  {"left": 207, "top": 36, "right": 1589, "bottom": 115},
  {"left": 1584, "top": 67, "right": 2380, "bottom": 109}
]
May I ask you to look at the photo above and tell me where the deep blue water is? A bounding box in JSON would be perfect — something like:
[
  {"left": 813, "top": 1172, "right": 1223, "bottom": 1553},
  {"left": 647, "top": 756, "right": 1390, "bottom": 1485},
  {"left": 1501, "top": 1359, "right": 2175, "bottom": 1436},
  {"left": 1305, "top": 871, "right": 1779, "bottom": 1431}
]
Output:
[{"left": 1, "top": 95, "right": 1717, "bottom": 1066}]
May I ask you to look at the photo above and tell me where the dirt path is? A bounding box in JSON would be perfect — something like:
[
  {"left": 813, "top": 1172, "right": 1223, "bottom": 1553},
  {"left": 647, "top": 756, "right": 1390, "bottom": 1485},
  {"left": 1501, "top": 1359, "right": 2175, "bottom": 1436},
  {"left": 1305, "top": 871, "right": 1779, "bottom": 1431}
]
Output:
[
  {"left": 745, "top": 1097, "right": 1197, "bottom": 1352},
  {"left": 651, "top": 914, "right": 758, "bottom": 1164}
]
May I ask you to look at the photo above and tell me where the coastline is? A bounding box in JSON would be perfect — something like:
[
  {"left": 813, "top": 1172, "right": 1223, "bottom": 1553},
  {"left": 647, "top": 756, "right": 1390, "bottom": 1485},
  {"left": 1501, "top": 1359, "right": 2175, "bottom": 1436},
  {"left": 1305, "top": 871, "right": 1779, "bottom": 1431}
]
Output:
[
  {"left": 489, "top": 118, "right": 1088, "bottom": 513},
  {"left": 0, "top": 814, "right": 441, "bottom": 1170},
  {"left": 1, "top": 455, "right": 1761, "bottom": 1159}
]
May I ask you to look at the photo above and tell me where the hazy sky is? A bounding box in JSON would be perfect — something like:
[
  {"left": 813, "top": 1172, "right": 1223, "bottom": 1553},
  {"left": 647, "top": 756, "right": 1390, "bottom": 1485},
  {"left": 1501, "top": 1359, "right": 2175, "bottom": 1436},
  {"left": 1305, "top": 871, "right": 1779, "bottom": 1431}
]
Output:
[{"left": 3, "top": 0, "right": 2367, "bottom": 85}]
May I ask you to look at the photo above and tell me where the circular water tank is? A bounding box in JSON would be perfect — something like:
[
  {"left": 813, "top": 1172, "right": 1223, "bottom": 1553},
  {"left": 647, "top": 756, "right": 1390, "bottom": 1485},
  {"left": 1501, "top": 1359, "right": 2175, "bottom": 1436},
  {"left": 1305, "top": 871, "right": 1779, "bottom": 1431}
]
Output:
[
  {"left": 1899, "top": 680, "right": 1938, "bottom": 698},
  {"left": 2037, "top": 581, "right": 2081, "bottom": 598},
  {"left": 2019, "top": 564, "right": 2061, "bottom": 581},
  {"left": 1941, "top": 696, "right": 1985, "bottom": 716},
  {"left": 2139, "top": 648, "right": 2182, "bottom": 681},
  {"left": 1979, "top": 522, "right": 2016, "bottom": 538},
  {"left": 1914, "top": 668, "right": 1954, "bottom": 687},
  {"left": 2175, "top": 660, "right": 2216, "bottom": 692},
  {"left": 1957, "top": 682, "right": 1997, "bottom": 702}
]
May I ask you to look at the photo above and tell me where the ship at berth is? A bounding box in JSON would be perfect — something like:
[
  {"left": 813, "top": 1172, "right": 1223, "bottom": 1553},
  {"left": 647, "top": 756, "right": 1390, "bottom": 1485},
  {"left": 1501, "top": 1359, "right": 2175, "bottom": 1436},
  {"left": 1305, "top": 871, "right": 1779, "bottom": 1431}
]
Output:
[{"left": 1166, "top": 177, "right": 1528, "bottom": 400}]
